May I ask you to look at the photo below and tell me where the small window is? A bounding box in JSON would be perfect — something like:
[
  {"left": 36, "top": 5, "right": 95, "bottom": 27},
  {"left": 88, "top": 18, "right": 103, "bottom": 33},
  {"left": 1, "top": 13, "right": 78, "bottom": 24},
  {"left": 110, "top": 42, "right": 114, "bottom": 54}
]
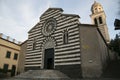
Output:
[
  {"left": 6, "top": 51, "right": 11, "bottom": 58},
  {"left": 94, "top": 18, "right": 98, "bottom": 25},
  {"left": 32, "top": 38, "right": 36, "bottom": 50},
  {"left": 99, "top": 17, "right": 103, "bottom": 24},
  {"left": 3, "top": 64, "right": 9, "bottom": 71},
  {"left": 63, "top": 29, "right": 68, "bottom": 44},
  {"left": 14, "top": 53, "right": 18, "bottom": 60}
]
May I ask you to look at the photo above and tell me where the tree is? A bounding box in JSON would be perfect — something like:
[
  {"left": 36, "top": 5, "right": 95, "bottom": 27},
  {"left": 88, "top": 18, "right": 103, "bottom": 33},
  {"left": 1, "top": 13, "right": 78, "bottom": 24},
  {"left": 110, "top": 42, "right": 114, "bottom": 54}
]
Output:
[{"left": 109, "top": 34, "right": 120, "bottom": 56}]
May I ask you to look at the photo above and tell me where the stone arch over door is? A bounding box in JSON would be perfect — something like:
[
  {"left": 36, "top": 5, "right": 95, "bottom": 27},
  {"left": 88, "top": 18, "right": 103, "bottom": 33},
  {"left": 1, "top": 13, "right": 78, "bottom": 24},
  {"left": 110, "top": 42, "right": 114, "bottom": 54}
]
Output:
[{"left": 41, "top": 37, "right": 56, "bottom": 69}]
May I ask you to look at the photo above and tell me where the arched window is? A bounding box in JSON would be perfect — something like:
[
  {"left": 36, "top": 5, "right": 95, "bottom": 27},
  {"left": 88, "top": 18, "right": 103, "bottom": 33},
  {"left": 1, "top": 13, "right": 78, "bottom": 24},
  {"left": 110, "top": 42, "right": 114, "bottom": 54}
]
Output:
[
  {"left": 94, "top": 18, "right": 98, "bottom": 25},
  {"left": 63, "top": 29, "right": 68, "bottom": 44},
  {"left": 99, "top": 17, "right": 103, "bottom": 24}
]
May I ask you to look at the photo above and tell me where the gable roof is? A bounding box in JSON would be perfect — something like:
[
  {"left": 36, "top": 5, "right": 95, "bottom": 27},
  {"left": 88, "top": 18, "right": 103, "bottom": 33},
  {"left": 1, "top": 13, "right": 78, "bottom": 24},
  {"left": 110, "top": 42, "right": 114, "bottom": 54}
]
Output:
[
  {"left": 28, "top": 8, "right": 80, "bottom": 33},
  {"left": 40, "top": 8, "right": 64, "bottom": 18}
]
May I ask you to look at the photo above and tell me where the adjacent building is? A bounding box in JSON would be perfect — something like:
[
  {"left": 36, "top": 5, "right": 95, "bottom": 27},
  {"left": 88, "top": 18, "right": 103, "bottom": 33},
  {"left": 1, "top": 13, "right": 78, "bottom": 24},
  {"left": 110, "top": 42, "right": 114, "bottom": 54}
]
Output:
[
  {"left": 0, "top": 33, "right": 21, "bottom": 77},
  {"left": 25, "top": 1, "right": 110, "bottom": 78}
]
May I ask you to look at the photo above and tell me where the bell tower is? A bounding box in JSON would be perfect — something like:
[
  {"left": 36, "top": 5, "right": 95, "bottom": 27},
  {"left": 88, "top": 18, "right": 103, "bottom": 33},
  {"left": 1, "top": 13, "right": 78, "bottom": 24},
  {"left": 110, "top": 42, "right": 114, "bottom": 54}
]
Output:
[{"left": 90, "top": 1, "right": 110, "bottom": 43}]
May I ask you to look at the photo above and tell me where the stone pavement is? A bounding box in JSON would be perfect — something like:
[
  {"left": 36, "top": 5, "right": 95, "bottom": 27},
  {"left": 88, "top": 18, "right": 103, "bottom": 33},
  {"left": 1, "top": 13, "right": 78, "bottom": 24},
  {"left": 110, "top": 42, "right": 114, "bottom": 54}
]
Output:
[{"left": 1, "top": 60, "right": 120, "bottom": 80}]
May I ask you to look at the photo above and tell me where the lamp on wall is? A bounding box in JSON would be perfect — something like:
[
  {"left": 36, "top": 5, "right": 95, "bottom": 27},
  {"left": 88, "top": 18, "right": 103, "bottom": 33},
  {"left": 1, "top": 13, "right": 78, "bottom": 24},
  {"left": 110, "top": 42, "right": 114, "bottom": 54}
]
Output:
[{"left": 114, "top": 19, "right": 120, "bottom": 30}]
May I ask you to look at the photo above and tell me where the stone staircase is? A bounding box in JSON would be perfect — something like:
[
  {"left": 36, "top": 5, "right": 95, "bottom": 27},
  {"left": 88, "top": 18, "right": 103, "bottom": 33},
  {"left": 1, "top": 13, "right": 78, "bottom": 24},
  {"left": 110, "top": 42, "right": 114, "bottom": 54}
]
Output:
[
  {"left": 2, "top": 60, "right": 120, "bottom": 80},
  {"left": 6, "top": 70, "right": 71, "bottom": 80}
]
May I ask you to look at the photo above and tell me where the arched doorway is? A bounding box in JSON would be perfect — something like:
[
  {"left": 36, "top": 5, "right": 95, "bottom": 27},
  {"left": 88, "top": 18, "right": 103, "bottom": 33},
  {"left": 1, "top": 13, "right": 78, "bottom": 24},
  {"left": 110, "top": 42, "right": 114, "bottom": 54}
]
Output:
[
  {"left": 11, "top": 65, "right": 16, "bottom": 76},
  {"left": 42, "top": 37, "right": 55, "bottom": 69},
  {"left": 44, "top": 48, "right": 54, "bottom": 69}
]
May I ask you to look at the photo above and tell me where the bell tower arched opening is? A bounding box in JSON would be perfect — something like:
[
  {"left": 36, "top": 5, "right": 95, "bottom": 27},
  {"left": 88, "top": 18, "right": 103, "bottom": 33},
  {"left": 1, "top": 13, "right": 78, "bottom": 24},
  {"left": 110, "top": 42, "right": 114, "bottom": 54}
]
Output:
[{"left": 94, "top": 18, "right": 98, "bottom": 25}]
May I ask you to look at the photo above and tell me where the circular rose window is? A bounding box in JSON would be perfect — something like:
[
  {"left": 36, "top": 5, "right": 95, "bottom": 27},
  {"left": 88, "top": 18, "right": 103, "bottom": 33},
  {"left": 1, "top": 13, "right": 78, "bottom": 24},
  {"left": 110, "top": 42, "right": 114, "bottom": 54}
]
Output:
[{"left": 42, "top": 18, "right": 56, "bottom": 36}]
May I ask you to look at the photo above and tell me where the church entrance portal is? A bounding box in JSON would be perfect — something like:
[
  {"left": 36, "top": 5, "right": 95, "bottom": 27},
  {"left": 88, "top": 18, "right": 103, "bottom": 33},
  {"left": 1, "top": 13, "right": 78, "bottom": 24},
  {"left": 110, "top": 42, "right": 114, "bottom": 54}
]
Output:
[{"left": 44, "top": 48, "right": 54, "bottom": 69}]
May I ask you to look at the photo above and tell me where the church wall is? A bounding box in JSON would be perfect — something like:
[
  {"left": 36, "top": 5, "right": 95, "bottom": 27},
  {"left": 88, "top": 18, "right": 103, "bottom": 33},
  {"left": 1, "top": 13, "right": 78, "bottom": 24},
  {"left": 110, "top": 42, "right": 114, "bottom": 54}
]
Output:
[
  {"left": 25, "top": 24, "right": 43, "bottom": 70},
  {"left": 17, "top": 40, "right": 27, "bottom": 73},
  {"left": 79, "top": 25, "right": 104, "bottom": 78},
  {"left": 97, "top": 29, "right": 109, "bottom": 69},
  {"left": 25, "top": 9, "right": 63, "bottom": 70},
  {"left": 54, "top": 23, "right": 81, "bottom": 66},
  {"left": 25, "top": 8, "right": 82, "bottom": 78},
  {"left": 54, "top": 17, "right": 81, "bottom": 78},
  {"left": 55, "top": 64, "right": 82, "bottom": 78}
]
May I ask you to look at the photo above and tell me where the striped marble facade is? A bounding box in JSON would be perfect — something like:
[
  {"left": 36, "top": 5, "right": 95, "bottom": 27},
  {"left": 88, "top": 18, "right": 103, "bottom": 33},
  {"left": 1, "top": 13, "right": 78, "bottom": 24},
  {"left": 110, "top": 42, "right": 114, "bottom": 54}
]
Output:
[{"left": 25, "top": 8, "right": 81, "bottom": 71}]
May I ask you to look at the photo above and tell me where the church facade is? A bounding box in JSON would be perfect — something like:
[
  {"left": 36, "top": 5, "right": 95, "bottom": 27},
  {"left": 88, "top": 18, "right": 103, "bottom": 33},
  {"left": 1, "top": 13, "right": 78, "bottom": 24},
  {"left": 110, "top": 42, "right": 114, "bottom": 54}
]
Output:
[{"left": 25, "top": 1, "right": 110, "bottom": 78}]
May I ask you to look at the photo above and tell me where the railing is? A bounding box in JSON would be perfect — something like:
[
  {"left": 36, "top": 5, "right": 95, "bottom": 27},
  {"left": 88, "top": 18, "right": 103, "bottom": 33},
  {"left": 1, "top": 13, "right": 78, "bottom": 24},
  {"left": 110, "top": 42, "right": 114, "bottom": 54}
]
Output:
[{"left": 0, "top": 33, "right": 21, "bottom": 45}]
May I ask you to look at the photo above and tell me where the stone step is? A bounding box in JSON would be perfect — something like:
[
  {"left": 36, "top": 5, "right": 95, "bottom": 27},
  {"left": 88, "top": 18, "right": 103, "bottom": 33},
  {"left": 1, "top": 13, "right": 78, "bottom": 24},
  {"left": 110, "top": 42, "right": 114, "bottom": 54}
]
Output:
[{"left": 11, "top": 70, "right": 70, "bottom": 80}]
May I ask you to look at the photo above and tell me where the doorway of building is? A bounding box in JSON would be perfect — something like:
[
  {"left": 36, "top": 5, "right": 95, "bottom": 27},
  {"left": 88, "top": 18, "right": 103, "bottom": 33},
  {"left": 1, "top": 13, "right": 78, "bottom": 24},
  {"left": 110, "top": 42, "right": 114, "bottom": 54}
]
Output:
[
  {"left": 44, "top": 48, "right": 54, "bottom": 69},
  {"left": 11, "top": 65, "right": 16, "bottom": 76}
]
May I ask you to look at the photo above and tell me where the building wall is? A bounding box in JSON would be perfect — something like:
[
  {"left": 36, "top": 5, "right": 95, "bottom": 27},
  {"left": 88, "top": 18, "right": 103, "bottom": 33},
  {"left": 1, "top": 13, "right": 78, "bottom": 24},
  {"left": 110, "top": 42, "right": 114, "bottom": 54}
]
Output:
[
  {"left": 0, "top": 37, "right": 20, "bottom": 76},
  {"left": 17, "top": 40, "right": 27, "bottom": 73},
  {"left": 97, "top": 29, "right": 109, "bottom": 69},
  {"left": 79, "top": 24, "right": 109, "bottom": 78}
]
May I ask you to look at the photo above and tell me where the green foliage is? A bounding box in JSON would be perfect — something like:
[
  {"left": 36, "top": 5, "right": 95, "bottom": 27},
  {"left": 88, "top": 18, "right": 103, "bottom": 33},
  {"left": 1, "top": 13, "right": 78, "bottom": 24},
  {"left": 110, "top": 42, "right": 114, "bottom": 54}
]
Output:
[{"left": 109, "top": 34, "right": 120, "bottom": 56}]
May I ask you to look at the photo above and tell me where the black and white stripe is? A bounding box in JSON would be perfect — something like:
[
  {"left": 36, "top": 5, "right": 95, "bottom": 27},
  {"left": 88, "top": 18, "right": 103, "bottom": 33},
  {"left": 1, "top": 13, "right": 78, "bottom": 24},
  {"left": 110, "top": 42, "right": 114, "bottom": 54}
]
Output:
[{"left": 25, "top": 8, "right": 81, "bottom": 68}]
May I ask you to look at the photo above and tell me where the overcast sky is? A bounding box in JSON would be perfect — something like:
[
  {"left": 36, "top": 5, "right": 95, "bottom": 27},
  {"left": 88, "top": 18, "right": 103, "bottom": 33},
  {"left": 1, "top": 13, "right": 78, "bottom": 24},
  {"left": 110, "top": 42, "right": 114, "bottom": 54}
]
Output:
[{"left": 0, "top": 0, "right": 119, "bottom": 42}]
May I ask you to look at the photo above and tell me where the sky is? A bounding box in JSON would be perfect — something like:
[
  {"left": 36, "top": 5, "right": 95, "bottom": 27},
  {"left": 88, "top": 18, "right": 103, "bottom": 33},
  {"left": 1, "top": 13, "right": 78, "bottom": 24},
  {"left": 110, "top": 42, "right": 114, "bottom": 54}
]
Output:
[{"left": 0, "top": 0, "right": 119, "bottom": 42}]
